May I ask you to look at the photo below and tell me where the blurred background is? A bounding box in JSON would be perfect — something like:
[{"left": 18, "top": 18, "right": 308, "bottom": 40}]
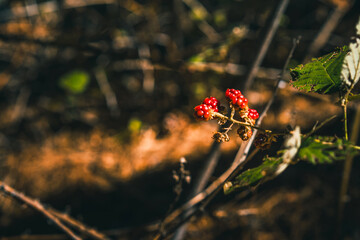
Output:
[{"left": 0, "top": 0, "right": 359, "bottom": 239}]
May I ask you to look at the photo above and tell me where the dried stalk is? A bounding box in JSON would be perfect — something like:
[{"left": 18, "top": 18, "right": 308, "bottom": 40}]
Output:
[{"left": 0, "top": 181, "right": 81, "bottom": 240}]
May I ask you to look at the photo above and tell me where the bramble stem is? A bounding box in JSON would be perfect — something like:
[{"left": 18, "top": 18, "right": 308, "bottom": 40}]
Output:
[
  {"left": 223, "top": 122, "right": 235, "bottom": 135},
  {"left": 352, "top": 145, "right": 360, "bottom": 150},
  {"left": 343, "top": 103, "right": 348, "bottom": 141},
  {"left": 213, "top": 112, "right": 271, "bottom": 133}
]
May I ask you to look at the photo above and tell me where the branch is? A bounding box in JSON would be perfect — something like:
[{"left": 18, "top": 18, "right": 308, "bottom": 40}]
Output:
[
  {"left": 243, "top": 0, "right": 290, "bottom": 92},
  {"left": 48, "top": 209, "right": 109, "bottom": 240},
  {"left": 303, "top": 3, "right": 351, "bottom": 62},
  {"left": 0, "top": 181, "right": 81, "bottom": 240}
]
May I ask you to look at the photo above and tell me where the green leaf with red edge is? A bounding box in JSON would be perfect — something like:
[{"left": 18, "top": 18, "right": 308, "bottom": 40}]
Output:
[{"left": 290, "top": 46, "right": 348, "bottom": 94}]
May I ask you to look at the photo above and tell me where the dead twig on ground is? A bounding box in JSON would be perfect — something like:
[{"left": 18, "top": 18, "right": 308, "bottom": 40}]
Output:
[
  {"left": 49, "top": 209, "right": 110, "bottom": 240},
  {"left": 0, "top": 181, "right": 109, "bottom": 240},
  {"left": 0, "top": 181, "right": 82, "bottom": 240}
]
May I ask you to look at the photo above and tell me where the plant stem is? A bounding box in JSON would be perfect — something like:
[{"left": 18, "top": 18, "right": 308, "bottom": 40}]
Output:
[
  {"left": 304, "top": 115, "right": 338, "bottom": 139},
  {"left": 352, "top": 145, "right": 360, "bottom": 150},
  {"left": 213, "top": 112, "right": 271, "bottom": 133},
  {"left": 338, "top": 104, "right": 360, "bottom": 234},
  {"left": 343, "top": 103, "right": 348, "bottom": 141}
]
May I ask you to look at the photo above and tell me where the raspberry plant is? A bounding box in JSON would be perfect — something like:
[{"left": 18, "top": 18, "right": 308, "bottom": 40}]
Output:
[
  {"left": 194, "top": 89, "right": 268, "bottom": 143},
  {"left": 192, "top": 17, "right": 360, "bottom": 195}
]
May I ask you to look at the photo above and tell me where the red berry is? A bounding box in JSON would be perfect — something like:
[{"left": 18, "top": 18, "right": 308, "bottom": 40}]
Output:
[
  {"left": 203, "top": 111, "right": 210, "bottom": 119},
  {"left": 225, "top": 89, "right": 248, "bottom": 109},
  {"left": 203, "top": 99, "right": 211, "bottom": 105},
  {"left": 248, "top": 109, "right": 259, "bottom": 120},
  {"left": 194, "top": 103, "right": 215, "bottom": 121},
  {"left": 202, "top": 97, "right": 220, "bottom": 112}
]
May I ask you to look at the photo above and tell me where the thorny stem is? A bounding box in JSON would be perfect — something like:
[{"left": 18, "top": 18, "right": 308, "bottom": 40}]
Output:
[
  {"left": 222, "top": 122, "right": 235, "bottom": 135},
  {"left": 304, "top": 115, "right": 338, "bottom": 139},
  {"left": 213, "top": 112, "right": 271, "bottom": 133}
]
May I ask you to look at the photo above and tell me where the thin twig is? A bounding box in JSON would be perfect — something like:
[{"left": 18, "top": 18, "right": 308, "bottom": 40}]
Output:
[
  {"left": 213, "top": 112, "right": 271, "bottom": 133},
  {"left": 94, "top": 67, "right": 120, "bottom": 117},
  {"left": 343, "top": 103, "right": 349, "bottom": 141},
  {"left": 48, "top": 209, "right": 109, "bottom": 240},
  {"left": 182, "top": 0, "right": 221, "bottom": 42},
  {"left": 303, "top": 4, "right": 350, "bottom": 62},
  {"left": 243, "top": 0, "right": 290, "bottom": 92},
  {"left": 0, "top": 181, "right": 82, "bottom": 240},
  {"left": 10, "top": 87, "right": 31, "bottom": 124},
  {"left": 304, "top": 115, "right": 338, "bottom": 138},
  {"left": 138, "top": 44, "right": 155, "bottom": 93}
]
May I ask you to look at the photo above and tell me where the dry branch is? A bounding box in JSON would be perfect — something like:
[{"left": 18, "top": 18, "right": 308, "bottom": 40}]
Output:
[
  {"left": 0, "top": 181, "right": 81, "bottom": 240},
  {"left": 244, "top": 0, "right": 290, "bottom": 92},
  {"left": 0, "top": 181, "right": 109, "bottom": 240}
]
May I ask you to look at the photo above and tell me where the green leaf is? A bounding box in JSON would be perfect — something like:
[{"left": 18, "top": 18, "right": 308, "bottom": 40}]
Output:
[
  {"left": 59, "top": 70, "right": 90, "bottom": 94},
  {"left": 298, "top": 136, "right": 359, "bottom": 164},
  {"left": 290, "top": 46, "right": 349, "bottom": 94},
  {"left": 224, "top": 157, "right": 283, "bottom": 194},
  {"left": 224, "top": 127, "right": 302, "bottom": 195},
  {"left": 341, "top": 17, "right": 360, "bottom": 92}
]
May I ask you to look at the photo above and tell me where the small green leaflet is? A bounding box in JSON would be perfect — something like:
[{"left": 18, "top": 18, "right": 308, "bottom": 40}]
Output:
[
  {"left": 290, "top": 46, "right": 348, "bottom": 94},
  {"left": 298, "top": 136, "right": 359, "bottom": 164},
  {"left": 223, "top": 157, "right": 283, "bottom": 195},
  {"left": 341, "top": 17, "right": 360, "bottom": 92},
  {"left": 224, "top": 127, "right": 302, "bottom": 195},
  {"left": 59, "top": 70, "right": 90, "bottom": 94}
]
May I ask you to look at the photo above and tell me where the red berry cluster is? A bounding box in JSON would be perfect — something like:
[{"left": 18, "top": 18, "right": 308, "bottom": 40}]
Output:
[
  {"left": 225, "top": 89, "right": 248, "bottom": 109},
  {"left": 203, "top": 97, "right": 220, "bottom": 112},
  {"left": 194, "top": 97, "right": 220, "bottom": 121},
  {"left": 248, "top": 109, "right": 259, "bottom": 120},
  {"left": 194, "top": 89, "right": 262, "bottom": 143}
]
